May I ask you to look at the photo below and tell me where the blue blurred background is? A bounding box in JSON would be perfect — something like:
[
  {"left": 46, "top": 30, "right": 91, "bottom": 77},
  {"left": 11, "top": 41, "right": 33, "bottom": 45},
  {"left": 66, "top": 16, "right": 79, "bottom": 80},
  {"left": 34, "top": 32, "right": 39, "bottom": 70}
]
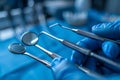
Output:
[{"left": 0, "top": 0, "right": 120, "bottom": 80}]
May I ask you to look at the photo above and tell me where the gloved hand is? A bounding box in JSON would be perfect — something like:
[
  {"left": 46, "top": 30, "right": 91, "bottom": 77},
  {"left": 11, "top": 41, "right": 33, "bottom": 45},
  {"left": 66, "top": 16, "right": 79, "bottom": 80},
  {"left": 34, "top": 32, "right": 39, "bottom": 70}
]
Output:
[
  {"left": 71, "top": 20, "right": 120, "bottom": 76},
  {"left": 51, "top": 57, "right": 94, "bottom": 80}
]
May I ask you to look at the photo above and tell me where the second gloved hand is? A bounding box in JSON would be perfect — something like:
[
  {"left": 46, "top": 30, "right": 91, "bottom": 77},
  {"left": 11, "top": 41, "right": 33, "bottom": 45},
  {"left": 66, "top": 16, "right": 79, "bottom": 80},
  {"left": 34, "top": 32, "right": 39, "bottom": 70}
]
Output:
[{"left": 51, "top": 57, "right": 94, "bottom": 80}]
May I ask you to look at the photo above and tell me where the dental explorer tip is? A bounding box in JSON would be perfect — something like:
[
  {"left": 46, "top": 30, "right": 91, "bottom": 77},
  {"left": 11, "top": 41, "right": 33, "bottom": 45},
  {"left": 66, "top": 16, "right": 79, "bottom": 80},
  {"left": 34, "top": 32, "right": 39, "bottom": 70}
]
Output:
[
  {"left": 49, "top": 23, "right": 77, "bottom": 32},
  {"left": 49, "top": 23, "right": 60, "bottom": 28}
]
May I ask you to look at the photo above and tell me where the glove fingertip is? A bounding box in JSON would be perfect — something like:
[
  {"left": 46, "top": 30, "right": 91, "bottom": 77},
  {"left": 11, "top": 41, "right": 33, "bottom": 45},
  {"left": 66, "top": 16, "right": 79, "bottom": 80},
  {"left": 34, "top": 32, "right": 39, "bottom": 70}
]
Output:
[
  {"left": 80, "top": 38, "right": 99, "bottom": 50},
  {"left": 92, "top": 23, "right": 108, "bottom": 35},
  {"left": 92, "top": 21, "right": 120, "bottom": 40},
  {"left": 71, "top": 51, "right": 86, "bottom": 65},
  {"left": 102, "top": 41, "right": 120, "bottom": 59},
  {"left": 51, "top": 58, "right": 65, "bottom": 67}
]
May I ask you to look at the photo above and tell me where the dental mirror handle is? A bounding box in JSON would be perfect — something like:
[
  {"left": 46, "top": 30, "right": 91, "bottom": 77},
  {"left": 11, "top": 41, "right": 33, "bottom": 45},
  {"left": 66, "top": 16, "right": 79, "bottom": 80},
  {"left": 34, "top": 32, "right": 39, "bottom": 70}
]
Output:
[
  {"left": 35, "top": 44, "right": 61, "bottom": 58},
  {"left": 24, "top": 52, "right": 51, "bottom": 67},
  {"left": 61, "top": 40, "right": 120, "bottom": 72}
]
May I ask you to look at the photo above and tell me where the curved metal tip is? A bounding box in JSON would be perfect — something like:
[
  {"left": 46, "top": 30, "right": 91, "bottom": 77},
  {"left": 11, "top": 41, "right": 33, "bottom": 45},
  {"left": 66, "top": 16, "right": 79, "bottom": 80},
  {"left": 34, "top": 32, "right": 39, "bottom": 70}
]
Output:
[
  {"left": 39, "top": 31, "right": 46, "bottom": 36},
  {"left": 49, "top": 23, "right": 77, "bottom": 32},
  {"left": 49, "top": 23, "right": 61, "bottom": 28},
  {"left": 40, "top": 31, "right": 46, "bottom": 34}
]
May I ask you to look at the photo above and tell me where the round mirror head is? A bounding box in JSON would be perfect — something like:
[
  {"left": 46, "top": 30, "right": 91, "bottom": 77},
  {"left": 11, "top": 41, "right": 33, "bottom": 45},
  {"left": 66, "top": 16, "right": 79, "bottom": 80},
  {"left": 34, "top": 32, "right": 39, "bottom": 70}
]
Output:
[
  {"left": 8, "top": 43, "right": 26, "bottom": 54},
  {"left": 21, "top": 32, "right": 39, "bottom": 46}
]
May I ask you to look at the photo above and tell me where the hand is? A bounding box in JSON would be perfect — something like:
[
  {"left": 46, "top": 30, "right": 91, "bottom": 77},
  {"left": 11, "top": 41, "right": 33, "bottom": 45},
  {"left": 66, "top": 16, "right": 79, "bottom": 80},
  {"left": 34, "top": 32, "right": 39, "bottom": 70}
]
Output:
[
  {"left": 51, "top": 57, "right": 93, "bottom": 80},
  {"left": 71, "top": 20, "right": 120, "bottom": 76}
]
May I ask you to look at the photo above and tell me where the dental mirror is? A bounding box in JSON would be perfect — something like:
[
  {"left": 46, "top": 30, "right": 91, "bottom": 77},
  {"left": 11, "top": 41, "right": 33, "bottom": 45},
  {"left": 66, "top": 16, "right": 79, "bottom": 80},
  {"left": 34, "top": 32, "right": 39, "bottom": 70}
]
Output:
[
  {"left": 8, "top": 43, "right": 26, "bottom": 54},
  {"left": 8, "top": 43, "right": 51, "bottom": 67},
  {"left": 21, "top": 32, "right": 60, "bottom": 58},
  {"left": 21, "top": 32, "right": 39, "bottom": 46},
  {"left": 8, "top": 43, "right": 103, "bottom": 78}
]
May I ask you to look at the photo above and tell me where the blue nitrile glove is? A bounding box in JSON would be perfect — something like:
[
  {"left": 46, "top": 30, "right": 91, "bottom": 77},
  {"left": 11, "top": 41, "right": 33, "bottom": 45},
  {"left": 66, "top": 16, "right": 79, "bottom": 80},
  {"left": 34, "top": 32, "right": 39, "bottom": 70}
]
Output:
[
  {"left": 71, "top": 38, "right": 100, "bottom": 72},
  {"left": 51, "top": 57, "right": 94, "bottom": 80},
  {"left": 71, "top": 20, "right": 120, "bottom": 76},
  {"left": 92, "top": 20, "right": 120, "bottom": 59}
]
